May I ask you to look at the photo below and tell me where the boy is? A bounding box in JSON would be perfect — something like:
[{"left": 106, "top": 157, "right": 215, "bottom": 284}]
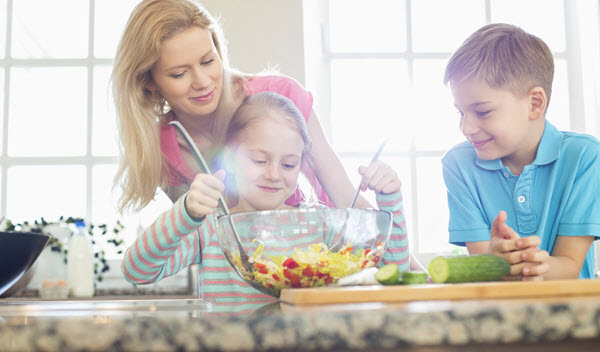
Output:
[{"left": 442, "top": 23, "right": 600, "bottom": 280}]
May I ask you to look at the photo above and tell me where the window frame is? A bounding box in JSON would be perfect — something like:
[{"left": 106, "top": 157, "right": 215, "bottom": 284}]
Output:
[{"left": 305, "top": 0, "right": 600, "bottom": 257}]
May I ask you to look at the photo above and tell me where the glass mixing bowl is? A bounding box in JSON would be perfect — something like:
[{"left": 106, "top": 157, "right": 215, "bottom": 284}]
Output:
[{"left": 216, "top": 207, "right": 392, "bottom": 297}]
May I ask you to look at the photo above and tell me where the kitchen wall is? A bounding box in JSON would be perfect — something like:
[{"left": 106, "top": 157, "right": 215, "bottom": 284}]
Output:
[{"left": 201, "top": 0, "right": 306, "bottom": 85}]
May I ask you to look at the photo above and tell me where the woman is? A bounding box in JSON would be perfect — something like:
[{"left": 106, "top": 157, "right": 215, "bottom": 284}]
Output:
[{"left": 112, "top": 0, "right": 371, "bottom": 213}]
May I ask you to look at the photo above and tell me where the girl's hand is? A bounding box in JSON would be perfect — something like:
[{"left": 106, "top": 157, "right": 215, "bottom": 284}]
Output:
[
  {"left": 185, "top": 169, "right": 226, "bottom": 220},
  {"left": 357, "top": 160, "right": 401, "bottom": 195}
]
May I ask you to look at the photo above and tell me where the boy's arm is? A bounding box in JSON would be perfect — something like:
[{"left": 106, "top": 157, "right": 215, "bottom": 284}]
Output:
[{"left": 530, "top": 235, "right": 594, "bottom": 280}]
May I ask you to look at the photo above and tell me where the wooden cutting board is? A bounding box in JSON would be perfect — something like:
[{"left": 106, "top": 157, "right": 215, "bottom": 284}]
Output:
[{"left": 279, "top": 279, "right": 600, "bottom": 305}]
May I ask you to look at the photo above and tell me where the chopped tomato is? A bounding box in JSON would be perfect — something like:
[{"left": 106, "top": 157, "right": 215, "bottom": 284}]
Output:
[
  {"left": 254, "top": 262, "right": 268, "bottom": 274},
  {"left": 272, "top": 274, "right": 281, "bottom": 281},
  {"left": 283, "top": 257, "right": 300, "bottom": 269},
  {"left": 302, "top": 264, "right": 315, "bottom": 277},
  {"left": 283, "top": 269, "right": 301, "bottom": 284}
]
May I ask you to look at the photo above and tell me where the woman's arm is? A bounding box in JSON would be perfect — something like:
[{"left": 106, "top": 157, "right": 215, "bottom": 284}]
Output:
[{"left": 306, "top": 110, "right": 373, "bottom": 208}]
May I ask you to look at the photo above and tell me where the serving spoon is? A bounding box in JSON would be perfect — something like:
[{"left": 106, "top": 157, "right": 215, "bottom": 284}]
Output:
[
  {"left": 169, "top": 120, "right": 254, "bottom": 275},
  {"left": 330, "top": 139, "right": 389, "bottom": 253}
]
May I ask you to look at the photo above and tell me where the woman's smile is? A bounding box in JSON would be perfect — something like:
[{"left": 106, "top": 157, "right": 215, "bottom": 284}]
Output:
[{"left": 190, "top": 89, "right": 215, "bottom": 103}]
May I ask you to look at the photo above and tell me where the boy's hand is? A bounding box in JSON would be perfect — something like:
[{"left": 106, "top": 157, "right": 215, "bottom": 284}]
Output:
[
  {"left": 185, "top": 169, "right": 226, "bottom": 220},
  {"left": 357, "top": 160, "right": 401, "bottom": 195},
  {"left": 489, "top": 211, "right": 548, "bottom": 280}
]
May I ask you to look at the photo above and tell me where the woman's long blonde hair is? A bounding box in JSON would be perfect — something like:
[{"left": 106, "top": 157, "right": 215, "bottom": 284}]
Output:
[{"left": 112, "top": 0, "right": 245, "bottom": 213}]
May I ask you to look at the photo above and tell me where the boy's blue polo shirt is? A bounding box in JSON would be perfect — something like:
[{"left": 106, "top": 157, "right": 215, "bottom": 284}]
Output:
[{"left": 442, "top": 121, "right": 600, "bottom": 278}]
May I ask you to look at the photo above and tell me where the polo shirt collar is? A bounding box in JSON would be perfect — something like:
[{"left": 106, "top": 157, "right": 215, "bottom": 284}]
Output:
[{"left": 475, "top": 120, "right": 563, "bottom": 171}]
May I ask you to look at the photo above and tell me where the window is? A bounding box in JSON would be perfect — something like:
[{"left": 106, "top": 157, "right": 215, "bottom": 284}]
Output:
[
  {"left": 0, "top": 0, "right": 172, "bottom": 257},
  {"left": 307, "top": 0, "right": 600, "bottom": 259}
]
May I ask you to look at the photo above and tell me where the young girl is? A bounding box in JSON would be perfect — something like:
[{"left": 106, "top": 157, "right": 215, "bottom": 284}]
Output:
[
  {"left": 121, "top": 92, "right": 415, "bottom": 312},
  {"left": 112, "top": 0, "right": 371, "bottom": 215}
]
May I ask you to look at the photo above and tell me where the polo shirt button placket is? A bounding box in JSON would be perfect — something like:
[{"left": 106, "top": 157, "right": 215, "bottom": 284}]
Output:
[{"left": 518, "top": 196, "right": 526, "bottom": 203}]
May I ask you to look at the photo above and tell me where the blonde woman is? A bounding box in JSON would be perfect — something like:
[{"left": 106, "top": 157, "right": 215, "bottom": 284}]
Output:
[{"left": 112, "top": 0, "right": 371, "bottom": 214}]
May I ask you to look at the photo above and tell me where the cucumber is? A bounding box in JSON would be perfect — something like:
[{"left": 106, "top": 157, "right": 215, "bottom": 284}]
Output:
[
  {"left": 427, "top": 254, "right": 510, "bottom": 283},
  {"left": 401, "top": 271, "right": 428, "bottom": 284},
  {"left": 375, "top": 264, "right": 400, "bottom": 285}
]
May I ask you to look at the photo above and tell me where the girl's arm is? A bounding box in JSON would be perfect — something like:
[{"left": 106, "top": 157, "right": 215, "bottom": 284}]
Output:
[
  {"left": 306, "top": 110, "right": 373, "bottom": 208},
  {"left": 376, "top": 191, "right": 409, "bottom": 272},
  {"left": 120, "top": 195, "right": 206, "bottom": 284}
]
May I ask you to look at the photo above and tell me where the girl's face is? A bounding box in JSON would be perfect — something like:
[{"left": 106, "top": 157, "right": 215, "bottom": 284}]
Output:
[
  {"left": 452, "top": 78, "right": 539, "bottom": 170},
  {"left": 227, "top": 114, "right": 304, "bottom": 212},
  {"left": 149, "top": 26, "right": 223, "bottom": 121}
]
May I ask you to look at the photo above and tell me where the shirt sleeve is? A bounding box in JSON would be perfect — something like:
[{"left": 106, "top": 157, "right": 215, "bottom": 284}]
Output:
[
  {"left": 558, "top": 142, "right": 600, "bottom": 237},
  {"left": 442, "top": 152, "right": 492, "bottom": 246},
  {"left": 120, "top": 194, "right": 213, "bottom": 284},
  {"left": 376, "top": 191, "right": 409, "bottom": 272}
]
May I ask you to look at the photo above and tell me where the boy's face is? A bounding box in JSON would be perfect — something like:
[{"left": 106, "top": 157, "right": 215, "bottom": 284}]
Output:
[
  {"left": 452, "top": 78, "right": 539, "bottom": 166},
  {"left": 227, "top": 114, "right": 304, "bottom": 212}
]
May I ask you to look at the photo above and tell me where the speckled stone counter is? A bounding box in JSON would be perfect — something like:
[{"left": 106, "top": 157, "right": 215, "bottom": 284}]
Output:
[{"left": 1, "top": 295, "right": 600, "bottom": 351}]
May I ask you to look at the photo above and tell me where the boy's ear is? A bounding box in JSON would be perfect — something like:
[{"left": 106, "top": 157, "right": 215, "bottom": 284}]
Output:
[{"left": 528, "top": 86, "right": 547, "bottom": 121}]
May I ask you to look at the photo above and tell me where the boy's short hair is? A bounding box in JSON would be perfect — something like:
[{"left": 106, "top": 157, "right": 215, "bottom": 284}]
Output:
[{"left": 444, "top": 23, "right": 554, "bottom": 108}]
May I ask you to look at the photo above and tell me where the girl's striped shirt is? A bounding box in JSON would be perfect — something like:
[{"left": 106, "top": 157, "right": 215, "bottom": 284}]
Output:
[{"left": 121, "top": 191, "right": 409, "bottom": 313}]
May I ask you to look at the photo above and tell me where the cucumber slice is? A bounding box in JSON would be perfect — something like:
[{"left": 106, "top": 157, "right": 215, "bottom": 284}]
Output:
[
  {"left": 375, "top": 264, "right": 400, "bottom": 285},
  {"left": 427, "top": 254, "right": 510, "bottom": 283},
  {"left": 401, "top": 271, "right": 428, "bottom": 284}
]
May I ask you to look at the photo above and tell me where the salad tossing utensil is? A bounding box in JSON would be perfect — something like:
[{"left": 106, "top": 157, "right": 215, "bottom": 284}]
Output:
[
  {"left": 349, "top": 139, "right": 389, "bottom": 208},
  {"left": 169, "top": 120, "right": 254, "bottom": 275}
]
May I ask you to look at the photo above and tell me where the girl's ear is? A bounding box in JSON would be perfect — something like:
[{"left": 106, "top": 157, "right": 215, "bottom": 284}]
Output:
[{"left": 528, "top": 86, "right": 547, "bottom": 121}]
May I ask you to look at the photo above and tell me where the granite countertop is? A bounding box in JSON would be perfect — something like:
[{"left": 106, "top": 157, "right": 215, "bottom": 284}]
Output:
[{"left": 1, "top": 293, "right": 600, "bottom": 351}]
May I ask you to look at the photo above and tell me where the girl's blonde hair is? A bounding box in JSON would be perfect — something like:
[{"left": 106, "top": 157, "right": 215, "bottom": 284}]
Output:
[
  {"left": 112, "top": 0, "right": 246, "bottom": 213},
  {"left": 444, "top": 23, "right": 554, "bottom": 107},
  {"left": 225, "top": 92, "right": 312, "bottom": 156}
]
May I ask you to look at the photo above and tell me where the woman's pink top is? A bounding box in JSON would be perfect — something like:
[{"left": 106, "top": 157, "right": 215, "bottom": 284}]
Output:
[{"left": 160, "top": 75, "right": 334, "bottom": 207}]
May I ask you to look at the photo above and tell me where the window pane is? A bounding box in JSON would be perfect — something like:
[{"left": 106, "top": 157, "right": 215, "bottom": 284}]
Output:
[
  {"left": 92, "top": 163, "right": 173, "bottom": 258},
  {"left": 331, "top": 59, "right": 410, "bottom": 152},
  {"left": 8, "top": 67, "right": 87, "bottom": 156},
  {"left": 546, "top": 59, "right": 570, "bottom": 131},
  {"left": 329, "top": 0, "right": 407, "bottom": 53},
  {"left": 11, "top": 0, "right": 88, "bottom": 58},
  {"left": 7, "top": 165, "right": 86, "bottom": 222},
  {"left": 491, "top": 0, "right": 565, "bottom": 52},
  {"left": 412, "top": 0, "right": 485, "bottom": 52},
  {"left": 0, "top": 0, "right": 6, "bottom": 58},
  {"left": 91, "top": 164, "right": 121, "bottom": 226},
  {"left": 416, "top": 157, "right": 451, "bottom": 253},
  {"left": 94, "top": 0, "right": 139, "bottom": 58},
  {"left": 412, "top": 59, "right": 464, "bottom": 150},
  {"left": 93, "top": 65, "right": 119, "bottom": 156}
]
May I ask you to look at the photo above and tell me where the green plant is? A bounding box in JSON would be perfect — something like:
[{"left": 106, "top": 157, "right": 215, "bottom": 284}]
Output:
[{"left": 2, "top": 216, "right": 126, "bottom": 283}]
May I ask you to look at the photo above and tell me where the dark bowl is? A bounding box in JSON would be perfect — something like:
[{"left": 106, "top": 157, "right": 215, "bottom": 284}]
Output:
[{"left": 0, "top": 231, "right": 50, "bottom": 297}]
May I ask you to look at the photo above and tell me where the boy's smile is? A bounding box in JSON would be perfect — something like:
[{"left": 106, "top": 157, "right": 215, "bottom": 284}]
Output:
[{"left": 451, "top": 78, "right": 544, "bottom": 175}]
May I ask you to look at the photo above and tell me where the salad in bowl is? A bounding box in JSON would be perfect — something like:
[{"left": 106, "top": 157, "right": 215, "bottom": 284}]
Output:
[{"left": 217, "top": 207, "right": 392, "bottom": 297}]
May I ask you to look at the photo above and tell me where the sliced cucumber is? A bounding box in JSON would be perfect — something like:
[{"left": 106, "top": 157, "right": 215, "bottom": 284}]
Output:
[
  {"left": 375, "top": 264, "right": 400, "bottom": 285},
  {"left": 427, "top": 254, "right": 510, "bottom": 283},
  {"left": 401, "top": 271, "right": 428, "bottom": 284}
]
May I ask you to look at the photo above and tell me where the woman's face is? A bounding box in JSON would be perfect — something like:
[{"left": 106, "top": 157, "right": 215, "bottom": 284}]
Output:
[
  {"left": 149, "top": 26, "right": 224, "bottom": 121},
  {"left": 227, "top": 114, "right": 304, "bottom": 212}
]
